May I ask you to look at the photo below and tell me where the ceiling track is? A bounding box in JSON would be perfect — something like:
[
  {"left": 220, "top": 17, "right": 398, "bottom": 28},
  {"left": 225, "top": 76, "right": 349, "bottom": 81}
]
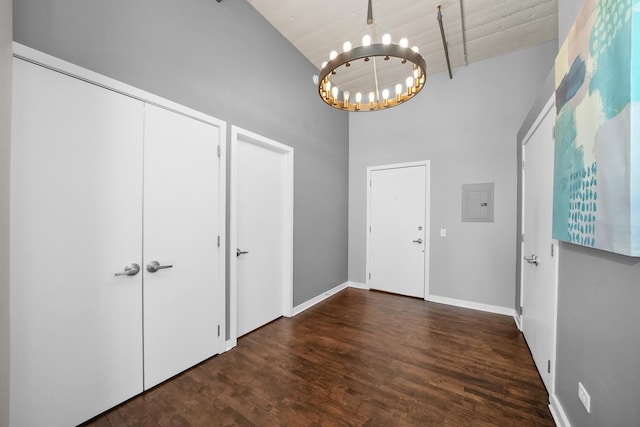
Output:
[
  {"left": 437, "top": 5, "right": 453, "bottom": 79},
  {"left": 459, "top": 0, "right": 469, "bottom": 66}
]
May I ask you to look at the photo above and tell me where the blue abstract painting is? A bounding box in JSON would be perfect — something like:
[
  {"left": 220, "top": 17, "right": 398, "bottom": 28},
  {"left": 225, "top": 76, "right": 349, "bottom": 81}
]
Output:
[{"left": 554, "top": 0, "right": 640, "bottom": 256}]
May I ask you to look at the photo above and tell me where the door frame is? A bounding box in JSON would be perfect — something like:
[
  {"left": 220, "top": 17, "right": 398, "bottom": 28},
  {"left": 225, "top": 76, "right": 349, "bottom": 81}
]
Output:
[
  {"left": 365, "top": 160, "right": 431, "bottom": 299},
  {"left": 229, "top": 126, "right": 294, "bottom": 349},
  {"left": 520, "top": 94, "right": 559, "bottom": 393}
]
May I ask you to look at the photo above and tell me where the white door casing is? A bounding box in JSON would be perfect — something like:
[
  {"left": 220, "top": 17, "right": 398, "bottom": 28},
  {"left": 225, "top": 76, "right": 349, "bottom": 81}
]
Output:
[
  {"left": 230, "top": 126, "right": 293, "bottom": 346},
  {"left": 142, "top": 104, "right": 225, "bottom": 388},
  {"left": 521, "top": 95, "right": 558, "bottom": 393},
  {"left": 10, "top": 57, "right": 145, "bottom": 427},
  {"left": 366, "top": 161, "right": 431, "bottom": 299}
]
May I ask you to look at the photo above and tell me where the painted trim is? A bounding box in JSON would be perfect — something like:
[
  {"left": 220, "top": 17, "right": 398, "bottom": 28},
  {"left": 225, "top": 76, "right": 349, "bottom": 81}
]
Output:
[
  {"left": 365, "top": 160, "right": 431, "bottom": 298},
  {"left": 12, "top": 42, "right": 229, "bottom": 356},
  {"left": 229, "top": 126, "right": 294, "bottom": 347},
  {"left": 291, "top": 282, "right": 350, "bottom": 316},
  {"left": 346, "top": 281, "right": 368, "bottom": 289},
  {"left": 549, "top": 393, "right": 572, "bottom": 427},
  {"left": 513, "top": 313, "right": 522, "bottom": 331},
  {"left": 428, "top": 294, "right": 516, "bottom": 317}
]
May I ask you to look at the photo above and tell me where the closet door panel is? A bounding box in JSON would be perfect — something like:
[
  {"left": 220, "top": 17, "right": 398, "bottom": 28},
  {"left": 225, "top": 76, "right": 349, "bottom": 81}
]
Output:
[
  {"left": 143, "top": 104, "right": 222, "bottom": 388},
  {"left": 10, "top": 59, "right": 144, "bottom": 427}
]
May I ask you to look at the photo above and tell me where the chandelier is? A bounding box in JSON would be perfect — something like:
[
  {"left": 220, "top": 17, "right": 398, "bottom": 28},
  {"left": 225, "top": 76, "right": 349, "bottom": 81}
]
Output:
[{"left": 316, "top": 0, "right": 427, "bottom": 112}]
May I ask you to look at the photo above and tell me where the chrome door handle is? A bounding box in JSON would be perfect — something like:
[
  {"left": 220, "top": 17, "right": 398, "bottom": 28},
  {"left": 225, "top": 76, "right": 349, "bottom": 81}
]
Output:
[
  {"left": 115, "top": 263, "right": 140, "bottom": 276},
  {"left": 413, "top": 238, "right": 423, "bottom": 244},
  {"left": 523, "top": 254, "right": 539, "bottom": 266},
  {"left": 146, "top": 260, "right": 173, "bottom": 273},
  {"left": 236, "top": 248, "right": 249, "bottom": 257}
]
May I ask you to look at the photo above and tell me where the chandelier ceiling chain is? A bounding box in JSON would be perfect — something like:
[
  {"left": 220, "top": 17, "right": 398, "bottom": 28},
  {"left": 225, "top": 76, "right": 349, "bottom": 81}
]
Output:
[{"left": 316, "top": 0, "right": 427, "bottom": 112}]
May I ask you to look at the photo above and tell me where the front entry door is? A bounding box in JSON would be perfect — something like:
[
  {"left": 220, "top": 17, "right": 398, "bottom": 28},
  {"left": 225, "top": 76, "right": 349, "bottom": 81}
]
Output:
[
  {"left": 522, "top": 96, "right": 558, "bottom": 393},
  {"left": 367, "top": 162, "right": 429, "bottom": 298}
]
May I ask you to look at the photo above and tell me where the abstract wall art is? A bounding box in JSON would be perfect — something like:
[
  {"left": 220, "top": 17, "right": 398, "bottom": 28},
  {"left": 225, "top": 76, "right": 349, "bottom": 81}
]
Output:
[{"left": 554, "top": 0, "right": 640, "bottom": 256}]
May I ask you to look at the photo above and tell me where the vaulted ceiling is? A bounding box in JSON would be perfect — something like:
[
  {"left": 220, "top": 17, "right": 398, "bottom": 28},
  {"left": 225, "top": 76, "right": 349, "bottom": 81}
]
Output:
[{"left": 247, "top": 0, "right": 558, "bottom": 81}]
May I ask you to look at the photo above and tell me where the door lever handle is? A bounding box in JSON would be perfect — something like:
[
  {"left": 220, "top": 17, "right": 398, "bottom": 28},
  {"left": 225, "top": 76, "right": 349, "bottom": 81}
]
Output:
[
  {"left": 115, "top": 263, "right": 140, "bottom": 276},
  {"left": 236, "top": 248, "right": 249, "bottom": 257},
  {"left": 413, "top": 238, "right": 423, "bottom": 244},
  {"left": 146, "top": 260, "right": 173, "bottom": 273},
  {"left": 523, "top": 254, "right": 539, "bottom": 266}
]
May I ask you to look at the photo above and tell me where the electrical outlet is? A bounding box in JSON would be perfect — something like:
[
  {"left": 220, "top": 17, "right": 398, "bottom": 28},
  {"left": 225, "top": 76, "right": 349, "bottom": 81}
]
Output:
[
  {"left": 578, "top": 382, "right": 591, "bottom": 413},
  {"left": 440, "top": 229, "right": 447, "bottom": 237}
]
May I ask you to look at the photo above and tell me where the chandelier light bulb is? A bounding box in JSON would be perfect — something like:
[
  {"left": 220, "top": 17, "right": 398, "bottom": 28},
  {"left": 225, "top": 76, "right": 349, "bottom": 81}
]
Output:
[
  {"left": 399, "top": 38, "right": 409, "bottom": 48},
  {"left": 406, "top": 76, "right": 414, "bottom": 95},
  {"left": 382, "top": 89, "right": 389, "bottom": 100},
  {"left": 331, "top": 86, "right": 339, "bottom": 105},
  {"left": 369, "top": 91, "right": 375, "bottom": 104},
  {"left": 355, "top": 92, "right": 362, "bottom": 102},
  {"left": 395, "top": 83, "right": 402, "bottom": 101},
  {"left": 326, "top": 81, "right": 332, "bottom": 93},
  {"left": 382, "top": 33, "right": 392, "bottom": 45},
  {"left": 329, "top": 50, "right": 338, "bottom": 60},
  {"left": 343, "top": 90, "right": 350, "bottom": 107},
  {"left": 343, "top": 41, "right": 352, "bottom": 52},
  {"left": 362, "top": 34, "right": 372, "bottom": 46}
]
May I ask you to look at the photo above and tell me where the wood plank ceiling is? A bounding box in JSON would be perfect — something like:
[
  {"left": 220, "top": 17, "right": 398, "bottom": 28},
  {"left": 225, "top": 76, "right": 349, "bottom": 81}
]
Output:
[{"left": 247, "top": 0, "right": 558, "bottom": 94}]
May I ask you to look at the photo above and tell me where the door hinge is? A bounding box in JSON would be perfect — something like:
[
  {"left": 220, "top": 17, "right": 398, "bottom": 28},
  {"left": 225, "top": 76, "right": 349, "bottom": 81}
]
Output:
[
  {"left": 217, "top": 235, "right": 220, "bottom": 247},
  {"left": 551, "top": 243, "right": 554, "bottom": 257},
  {"left": 369, "top": 179, "right": 372, "bottom": 187},
  {"left": 369, "top": 225, "right": 371, "bottom": 233},
  {"left": 217, "top": 145, "right": 221, "bottom": 158},
  {"left": 519, "top": 306, "right": 523, "bottom": 315},
  {"left": 552, "top": 126, "right": 556, "bottom": 139},
  {"left": 368, "top": 273, "right": 371, "bottom": 280},
  {"left": 217, "top": 325, "right": 221, "bottom": 337},
  {"left": 547, "top": 360, "right": 551, "bottom": 373}
]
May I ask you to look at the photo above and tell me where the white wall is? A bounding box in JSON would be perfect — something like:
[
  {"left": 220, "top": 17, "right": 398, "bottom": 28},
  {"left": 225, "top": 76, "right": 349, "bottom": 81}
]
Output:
[
  {"left": 0, "top": 0, "right": 11, "bottom": 423},
  {"left": 348, "top": 41, "right": 557, "bottom": 310}
]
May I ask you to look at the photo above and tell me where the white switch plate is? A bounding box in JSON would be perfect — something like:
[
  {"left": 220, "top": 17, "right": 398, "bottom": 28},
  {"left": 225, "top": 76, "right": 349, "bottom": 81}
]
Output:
[
  {"left": 578, "top": 381, "right": 591, "bottom": 413},
  {"left": 440, "top": 229, "right": 447, "bottom": 237}
]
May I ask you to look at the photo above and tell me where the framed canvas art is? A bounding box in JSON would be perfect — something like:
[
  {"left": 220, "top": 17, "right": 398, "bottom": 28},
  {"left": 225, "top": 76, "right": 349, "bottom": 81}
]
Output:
[{"left": 554, "top": 0, "right": 640, "bottom": 256}]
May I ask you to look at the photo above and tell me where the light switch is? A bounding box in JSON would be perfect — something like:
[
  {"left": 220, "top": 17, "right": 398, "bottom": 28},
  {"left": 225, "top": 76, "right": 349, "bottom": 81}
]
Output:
[{"left": 440, "top": 229, "right": 447, "bottom": 237}]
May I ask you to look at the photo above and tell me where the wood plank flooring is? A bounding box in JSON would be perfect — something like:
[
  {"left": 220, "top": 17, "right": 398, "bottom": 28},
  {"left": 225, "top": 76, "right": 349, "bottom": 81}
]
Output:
[{"left": 84, "top": 288, "right": 554, "bottom": 426}]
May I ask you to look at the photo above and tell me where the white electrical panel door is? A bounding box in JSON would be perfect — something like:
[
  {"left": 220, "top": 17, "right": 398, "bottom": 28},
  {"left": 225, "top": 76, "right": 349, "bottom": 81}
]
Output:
[
  {"left": 10, "top": 58, "right": 145, "bottom": 427},
  {"left": 143, "top": 104, "right": 223, "bottom": 388},
  {"left": 369, "top": 165, "right": 427, "bottom": 298}
]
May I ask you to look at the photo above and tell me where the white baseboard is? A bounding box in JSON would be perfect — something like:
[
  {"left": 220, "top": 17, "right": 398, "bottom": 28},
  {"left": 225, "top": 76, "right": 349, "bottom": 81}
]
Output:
[
  {"left": 225, "top": 339, "right": 237, "bottom": 352},
  {"left": 346, "top": 281, "right": 368, "bottom": 289},
  {"left": 513, "top": 313, "right": 522, "bottom": 331},
  {"left": 549, "top": 393, "right": 572, "bottom": 427},
  {"left": 290, "top": 281, "right": 350, "bottom": 316},
  {"left": 428, "top": 294, "right": 516, "bottom": 317}
]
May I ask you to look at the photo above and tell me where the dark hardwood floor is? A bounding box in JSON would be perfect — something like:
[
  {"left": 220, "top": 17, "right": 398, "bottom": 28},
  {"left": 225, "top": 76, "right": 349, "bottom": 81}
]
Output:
[{"left": 85, "top": 288, "right": 554, "bottom": 426}]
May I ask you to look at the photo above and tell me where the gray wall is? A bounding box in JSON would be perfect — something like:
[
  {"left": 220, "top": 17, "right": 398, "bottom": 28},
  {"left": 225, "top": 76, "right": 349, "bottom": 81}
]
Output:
[
  {"left": 554, "top": 1, "right": 640, "bottom": 426},
  {"left": 0, "top": 0, "right": 11, "bottom": 423},
  {"left": 348, "top": 41, "right": 557, "bottom": 309},
  {"left": 12, "top": 0, "right": 349, "bottom": 308}
]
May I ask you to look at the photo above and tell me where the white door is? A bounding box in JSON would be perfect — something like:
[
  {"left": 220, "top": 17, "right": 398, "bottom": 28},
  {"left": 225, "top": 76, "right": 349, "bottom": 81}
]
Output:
[
  {"left": 367, "top": 162, "right": 429, "bottom": 298},
  {"left": 232, "top": 128, "right": 293, "bottom": 339},
  {"left": 10, "top": 58, "right": 144, "bottom": 427},
  {"left": 522, "top": 97, "right": 558, "bottom": 393},
  {"left": 142, "top": 105, "right": 223, "bottom": 388}
]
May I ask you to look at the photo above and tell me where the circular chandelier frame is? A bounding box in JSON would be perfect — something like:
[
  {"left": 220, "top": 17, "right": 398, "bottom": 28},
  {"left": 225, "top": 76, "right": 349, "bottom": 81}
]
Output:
[{"left": 318, "top": 44, "right": 427, "bottom": 112}]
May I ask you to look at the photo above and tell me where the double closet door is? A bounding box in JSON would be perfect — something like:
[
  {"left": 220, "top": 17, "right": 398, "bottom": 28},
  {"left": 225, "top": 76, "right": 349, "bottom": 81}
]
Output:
[{"left": 10, "top": 57, "right": 224, "bottom": 427}]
